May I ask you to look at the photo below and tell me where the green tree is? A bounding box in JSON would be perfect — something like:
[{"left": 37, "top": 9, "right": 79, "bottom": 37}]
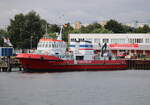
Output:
[
  {"left": 0, "top": 29, "right": 8, "bottom": 46},
  {"left": 92, "top": 28, "right": 113, "bottom": 33},
  {"left": 122, "top": 25, "right": 135, "bottom": 33},
  {"left": 104, "top": 19, "right": 125, "bottom": 33},
  {"left": 62, "top": 23, "right": 73, "bottom": 41},
  {"left": 8, "top": 11, "right": 47, "bottom": 49},
  {"left": 46, "top": 32, "right": 57, "bottom": 39},
  {"left": 71, "top": 23, "right": 112, "bottom": 33},
  {"left": 48, "top": 24, "right": 60, "bottom": 33},
  {"left": 8, "top": 13, "right": 25, "bottom": 48},
  {"left": 134, "top": 25, "right": 150, "bottom": 33},
  {"left": 70, "top": 29, "right": 81, "bottom": 33},
  {"left": 85, "top": 22, "right": 102, "bottom": 33}
]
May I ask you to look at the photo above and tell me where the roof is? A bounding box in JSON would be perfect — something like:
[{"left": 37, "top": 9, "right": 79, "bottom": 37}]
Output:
[{"left": 39, "top": 38, "right": 64, "bottom": 42}]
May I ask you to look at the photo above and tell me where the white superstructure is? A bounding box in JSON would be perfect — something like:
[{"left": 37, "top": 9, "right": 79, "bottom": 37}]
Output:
[{"left": 70, "top": 41, "right": 94, "bottom": 60}]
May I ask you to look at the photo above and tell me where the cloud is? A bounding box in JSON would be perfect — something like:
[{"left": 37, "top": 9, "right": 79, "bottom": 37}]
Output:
[
  {"left": 8, "top": 9, "right": 22, "bottom": 16},
  {"left": 0, "top": 0, "right": 149, "bottom": 27}
]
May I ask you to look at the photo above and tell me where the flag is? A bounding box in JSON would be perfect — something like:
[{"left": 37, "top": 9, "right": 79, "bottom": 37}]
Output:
[
  {"left": 3, "top": 37, "right": 7, "bottom": 43},
  {"left": 3, "top": 37, "right": 13, "bottom": 47},
  {"left": 7, "top": 38, "right": 13, "bottom": 46}
]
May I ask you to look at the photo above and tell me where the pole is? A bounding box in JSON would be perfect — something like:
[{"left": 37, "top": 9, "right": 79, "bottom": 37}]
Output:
[{"left": 30, "top": 36, "right": 33, "bottom": 52}]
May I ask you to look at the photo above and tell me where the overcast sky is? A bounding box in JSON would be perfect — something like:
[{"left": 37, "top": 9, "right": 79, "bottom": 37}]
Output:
[{"left": 0, "top": 0, "right": 150, "bottom": 28}]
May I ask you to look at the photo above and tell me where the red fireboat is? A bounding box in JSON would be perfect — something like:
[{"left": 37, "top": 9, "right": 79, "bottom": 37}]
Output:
[{"left": 16, "top": 26, "right": 127, "bottom": 72}]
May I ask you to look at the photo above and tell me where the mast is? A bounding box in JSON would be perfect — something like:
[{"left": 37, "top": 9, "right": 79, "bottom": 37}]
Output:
[{"left": 57, "top": 25, "right": 63, "bottom": 40}]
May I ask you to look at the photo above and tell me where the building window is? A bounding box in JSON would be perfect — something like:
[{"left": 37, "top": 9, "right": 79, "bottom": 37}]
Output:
[
  {"left": 128, "top": 38, "right": 143, "bottom": 44},
  {"left": 103, "top": 39, "right": 109, "bottom": 43},
  {"left": 146, "top": 38, "right": 150, "bottom": 43},
  {"left": 128, "top": 39, "right": 134, "bottom": 43},
  {"left": 137, "top": 38, "right": 143, "bottom": 43},
  {"left": 111, "top": 39, "right": 125, "bottom": 43}
]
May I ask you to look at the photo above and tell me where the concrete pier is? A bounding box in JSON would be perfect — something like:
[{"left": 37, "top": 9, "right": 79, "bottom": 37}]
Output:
[
  {"left": 0, "top": 57, "right": 21, "bottom": 72},
  {"left": 126, "top": 59, "right": 150, "bottom": 70}
]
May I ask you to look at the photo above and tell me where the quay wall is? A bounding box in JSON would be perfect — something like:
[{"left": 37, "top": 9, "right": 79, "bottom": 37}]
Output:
[{"left": 126, "top": 59, "right": 150, "bottom": 70}]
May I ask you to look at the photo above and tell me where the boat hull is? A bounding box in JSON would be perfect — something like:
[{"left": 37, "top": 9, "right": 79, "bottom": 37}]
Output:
[{"left": 17, "top": 53, "right": 128, "bottom": 72}]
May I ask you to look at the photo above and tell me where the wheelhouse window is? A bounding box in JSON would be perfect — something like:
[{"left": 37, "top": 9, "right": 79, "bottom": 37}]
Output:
[
  {"left": 42, "top": 42, "right": 44, "bottom": 48},
  {"left": 52, "top": 43, "right": 54, "bottom": 48},
  {"left": 49, "top": 44, "right": 51, "bottom": 48},
  {"left": 94, "top": 38, "right": 101, "bottom": 43},
  {"left": 45, "top": 42, "right": 48, "bottom": 48},
  {"left": 103, "top": 39, "right": 109, "bottom": 43}
]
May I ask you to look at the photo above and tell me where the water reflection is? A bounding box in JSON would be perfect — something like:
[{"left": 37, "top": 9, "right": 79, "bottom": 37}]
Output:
[{"left": 0, "top": 70, "right": 150, "bottom": 105}]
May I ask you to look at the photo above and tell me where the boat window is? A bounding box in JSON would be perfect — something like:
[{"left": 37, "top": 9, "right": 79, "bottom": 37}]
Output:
[
  {"left": 103, "top": 39, "right": 109, "bottom": 43},
  {"left": 57, "top": 43, "right": 59, "bottom": 48},
  {"left": 49, "top": 42, "right": 51, "bottom": 48},
  {"left": 55, "top": 44, "right": 57, "bottom": 48},
  {"left": 43, "top": 42, "right": 45, "bottom": 48},
  {"left": 42, "top": 42, "right": 45, "bottom": 48},
  {"left": 52, "top": 43, "right": 54, "bottom": 48},
  {"left": 58, "top": 43, "right": 59, "bottom": 48},
  {"left": 43, "top": 43, "right": 45, "bottom": 48},
  {"left": 63, "top": 43, "right": 65, "bottom": 47},
  {"left": 55, "top": 43, "right": 57, "bottom": 48},
  {"left": 45, "top": 43, "right": 48, "bottom": 48},
  {"left": 94, "top": 38, "right": 101, "bottom": 43},
  {"left": 41, "top": 42, "right": 43, "bottom": 47},
  {"left": 44, "top": 42, "right": 46, "bottom": 48},
  {"left": 56, "top": 43, "right": 58, "bottom": 48},
  {"left": 59, "top": 43, "right": 61, "bottom": 47}
]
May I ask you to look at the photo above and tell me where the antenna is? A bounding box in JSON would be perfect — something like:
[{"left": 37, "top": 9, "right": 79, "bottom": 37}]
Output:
[{"left": 45, "top": 24, "right": 48, "bottom": 35}]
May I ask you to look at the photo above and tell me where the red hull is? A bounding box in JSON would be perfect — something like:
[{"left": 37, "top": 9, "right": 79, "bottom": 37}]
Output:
[{"left": 17, "top": 53, "right": 128, "bottom": 72}]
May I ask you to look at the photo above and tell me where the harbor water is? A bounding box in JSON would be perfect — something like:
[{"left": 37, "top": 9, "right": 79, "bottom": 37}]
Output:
[{"left": 0, "top": 70, "right": 150, "bottom": 105}]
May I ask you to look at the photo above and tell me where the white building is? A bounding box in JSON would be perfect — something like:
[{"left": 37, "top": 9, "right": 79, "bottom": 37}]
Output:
[{"left": 69, "top": 34, "right": 150, "bottom": 57}]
